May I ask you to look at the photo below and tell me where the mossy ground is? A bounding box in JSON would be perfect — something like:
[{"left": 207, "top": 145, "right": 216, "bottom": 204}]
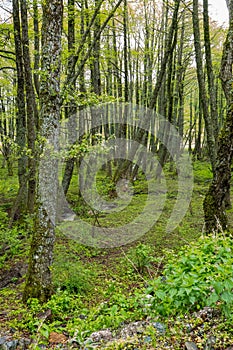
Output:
[{"left": 0, "top": 157, "right": 233, "bottom": 348}]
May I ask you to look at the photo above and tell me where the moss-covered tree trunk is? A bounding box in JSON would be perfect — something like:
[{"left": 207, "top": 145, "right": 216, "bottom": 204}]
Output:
[
  {"left": 203, "top": 110, "right": 233, "bottom": 232},
  {"left": 23, "top": 0, "right": 63, "bottom": 303},
  {"left": 203, "top": 1, "right": 233, "bottom": 233},
  {"left": 12, "top": 0, "right": 27, "bottom": 218},
  {"left": 192, "top": 0, "right": 217, "bottom": 175},
  {"left": 20, "top": 0, "right": 38, "bottom": 213}
]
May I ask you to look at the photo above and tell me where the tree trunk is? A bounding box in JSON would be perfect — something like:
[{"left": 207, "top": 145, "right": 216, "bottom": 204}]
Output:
[
  {"left": 203, "top": 0, "right": 218, "bottom": 141},
  {"left": 123, "top": 0, "right": 129, "bottom": 102},
  {"left": 203, "top": 0, "right": 233, "bottom": 233},
  {"left": 23, "top": 0, "right": 63, "bottom": 303},
  {"left": 192, "top": 0, "right": 216, "bottom": 175},
  {"left": 12, "top": 0, "right": 27, "bottom": 216},
  {"left": 33, "top": 0, "right": 40, "bottom": 98},
  {"left": 20, "top": 0, "right": 38, "bottom": 213},
  {"left": 91, "top": 0, "right": 101, "bottom": 95},
  {"left": 149, "top": 0, "right": 180, "bottom": 110},
  {"left": 62, "top": 0, "right": 77, "bottom": 196}
]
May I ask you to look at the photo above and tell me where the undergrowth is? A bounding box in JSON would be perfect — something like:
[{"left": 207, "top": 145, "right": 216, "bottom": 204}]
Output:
[{"left": 0, "top": 159, "right": 233, "bottom": 348}]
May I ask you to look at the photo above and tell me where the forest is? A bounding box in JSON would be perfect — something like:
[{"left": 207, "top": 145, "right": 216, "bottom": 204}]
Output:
[{"left": 0, "top": 0, "right": 233, "bottom": 348}]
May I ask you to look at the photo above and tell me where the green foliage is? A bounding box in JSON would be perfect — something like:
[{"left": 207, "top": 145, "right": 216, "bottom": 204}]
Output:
[
  {"left": 0, "top": 226, "right": 27, "bottom": 267},
  {"left": 127, "top": 243, "right": 155, "bottom": 274},
  {"left": 67, "top": 136, "right": 90, "bottom": 160},
  {"left": 193, "top": 160, "right": 213, "bottom": 184},
  {"left": 52, "top": 258, "right": 96, "bottom": 294},
  {"left": 147, "top": 236, "right": 233, "bottom": 317},
  {"left": 0, "top": 207, "right": 9, "bottom": 224},
  {"left": 1, "top": 160, "right": 233, "bottom": 347},
  {"left": 95, "top": 173, "right": 116, "bottom": 199}
]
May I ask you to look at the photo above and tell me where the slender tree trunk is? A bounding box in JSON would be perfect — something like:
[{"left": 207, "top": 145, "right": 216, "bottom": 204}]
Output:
[
  {"left": 62, "top": 0, "right": 77, "bottom": 196},
  {"left": 188, "top": 94, "right": 193, "bottom": 154},
  {"left": 192, "top": 0, "right": 216, "bottom": 175},
  {"left": 12, "top": 0, "right": 27, "bottom": 216},
  {"left": 33, "top": 0, "right": 40, "bottom": 99},
  {"left": 123, "top": 0, "right": 129, "bottom": 102},
  {"left": 203, "top": 0, "right": 218, "bottom": 141},
  {"left": 149, "top": 0, "right": 180, "bottom": 109},
  {"left": 91, "top": 0, "right": 101, "bottom": 95},
  {"left": 112, "top": 19, "right": 122, "bottom": 98},
  {"left": 20, "top": 0, "right": 38, "bottom": 213}
]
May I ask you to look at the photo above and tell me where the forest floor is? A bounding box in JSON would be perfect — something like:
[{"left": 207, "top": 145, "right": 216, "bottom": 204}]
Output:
[{"left": 0, "top": 157, "right": 233, "bottom": 349}]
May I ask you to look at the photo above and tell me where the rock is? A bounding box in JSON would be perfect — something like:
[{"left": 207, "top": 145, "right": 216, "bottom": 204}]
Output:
[
  {"left": 185, "top": 341, "right": 198, "bottom": 350},
  {"left": 204, "top": 335, "right": 216, "bottom": 350},
  {"left": 0, "top": 337, "right": 31, "bottom": 350},
  {"left": 186, "top": 323, "right": 193, "bottom": 333},
  {"left": 18, "top": 338, "right": 31, "bottom": 348},
  {"left": 152, "top": 322, "right": 166, "bottom": 334},
  {"left": 118, "top": 321, "right": 147, "bottom": 339},
  {"left": 0, "top": 338, "right": 6, "bottom": 346},
  {"left": 0, "top": 340, "right": 18, "bottom": 350},
  {"left": 90, "top": 329, "right": 113, "bottom": 343},
  {"left": 5, "top": 340, "right": 18, "bottom": 350},
  {"left": 143, "top": 336, "right": 152, "bottom": 343},
  {"left": 194, "top": 307, "right": 217, "bottom": 321}
]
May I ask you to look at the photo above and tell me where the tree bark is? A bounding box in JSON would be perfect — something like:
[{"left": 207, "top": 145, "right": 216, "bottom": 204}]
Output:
[
  {"left": 20, "top": 0, "right": 38, "bottom": 213},
  {"left": 12, "top": 0, "right": 27, "bottom": 217},
  {"left": 33, "top": 0, "right": 40, "bottom": 98},
  {"left": 91, "top": 0, "right": 101, "bottom": 95},
  {"left": 192, "top": 0, "right": 216, "bottom": 175},
  {"left": 203, "top": 0, "right": 233, "bottom": 233},
  {"left": 203, "top": 0, "right": 218, "bottom": 141},
  {"left": 149, "top": 0, "right": 180, "bottom": 110},
  {"left": 23, "top": 0, "right": 63, "bottom": 303}
]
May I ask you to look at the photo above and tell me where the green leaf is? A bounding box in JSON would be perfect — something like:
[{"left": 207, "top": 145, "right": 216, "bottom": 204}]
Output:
[
  {"left": 206, "top": 293, "right": 219, "bottom": 305},
  {"left": 213, "top": 282, "right": 224, "bottom": 295},
  {"left": 169, "top": 288, "right": 177, "bottom": 298},
  {"left": 221, "top": 291, "right": 233, "bottom": 304},
  {"left": 189, "top": 296, "right": 196, "bottom": 304},
  {"left": 155, "top": 290, "right": 166, "bottom": 301}
]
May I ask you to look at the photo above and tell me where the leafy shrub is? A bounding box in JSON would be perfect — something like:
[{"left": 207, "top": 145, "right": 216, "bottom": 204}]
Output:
[
  {"left": 52, "top": 259, "right": 96, "bottom": 294},
  {"left": 147, "top": 236, "right": 233, "bottom": 317},
  {"left": 127, "top": 243, "right": 155, "bottom": 274},
  {"left": 0, "top": 208, "right": 9, "bottom": 225},
  {"left": 0, "top": 226, "right": 26, "bottom": 267}
]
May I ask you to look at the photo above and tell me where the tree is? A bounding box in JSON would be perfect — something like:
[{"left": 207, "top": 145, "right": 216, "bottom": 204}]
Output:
[
  {"left": 20, "top": 0, "right": 37, "bottom": 213},
  {"left": 192, "top": 0, "right": 216, "bottom": 175},
  {"left": 12, "top": 0, "right": 27, "bottom": 213},
  {"left": 23, "top": 0, "right": 63, "bottom": 302},
  {"left": 203, "top": 0, "right": 233, "bottom": 233},
  {"left": 149, "top": 0, "right": 180, "bottom": 110},
  {"left": 203, "top": 0, "right": 218, "bottom": 141}
]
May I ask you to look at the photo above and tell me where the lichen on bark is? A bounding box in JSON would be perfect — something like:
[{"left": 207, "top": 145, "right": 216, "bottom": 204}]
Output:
[{"left": 23, "top": 0, "right": 63, "bottom": 303}]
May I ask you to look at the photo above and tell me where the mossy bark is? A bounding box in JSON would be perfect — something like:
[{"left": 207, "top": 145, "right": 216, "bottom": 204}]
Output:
[
  {"left": 203, "top": 5, "right": 233, "bottom": 233},
  {"left": 192, "top": 0, "right": 217, "bottom": 175},
  {"left": 203, "top": 116, "right": 233, "bottom": 233},
  {"left": 23, "top": 208, "right": 55, "bottom": 302},
  {"left": 23, "top": 0, "right": 63, "bottom": 303}
]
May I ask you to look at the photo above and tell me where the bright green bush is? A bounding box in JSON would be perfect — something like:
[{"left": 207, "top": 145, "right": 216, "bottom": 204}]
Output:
[{"left": 147, "top": 236, "right": 233, "bottom": 317}]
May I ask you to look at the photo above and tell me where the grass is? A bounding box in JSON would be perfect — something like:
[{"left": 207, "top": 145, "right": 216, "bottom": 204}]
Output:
[{"left": 0, "top": 156, "right": 233, "bottom": 348}]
